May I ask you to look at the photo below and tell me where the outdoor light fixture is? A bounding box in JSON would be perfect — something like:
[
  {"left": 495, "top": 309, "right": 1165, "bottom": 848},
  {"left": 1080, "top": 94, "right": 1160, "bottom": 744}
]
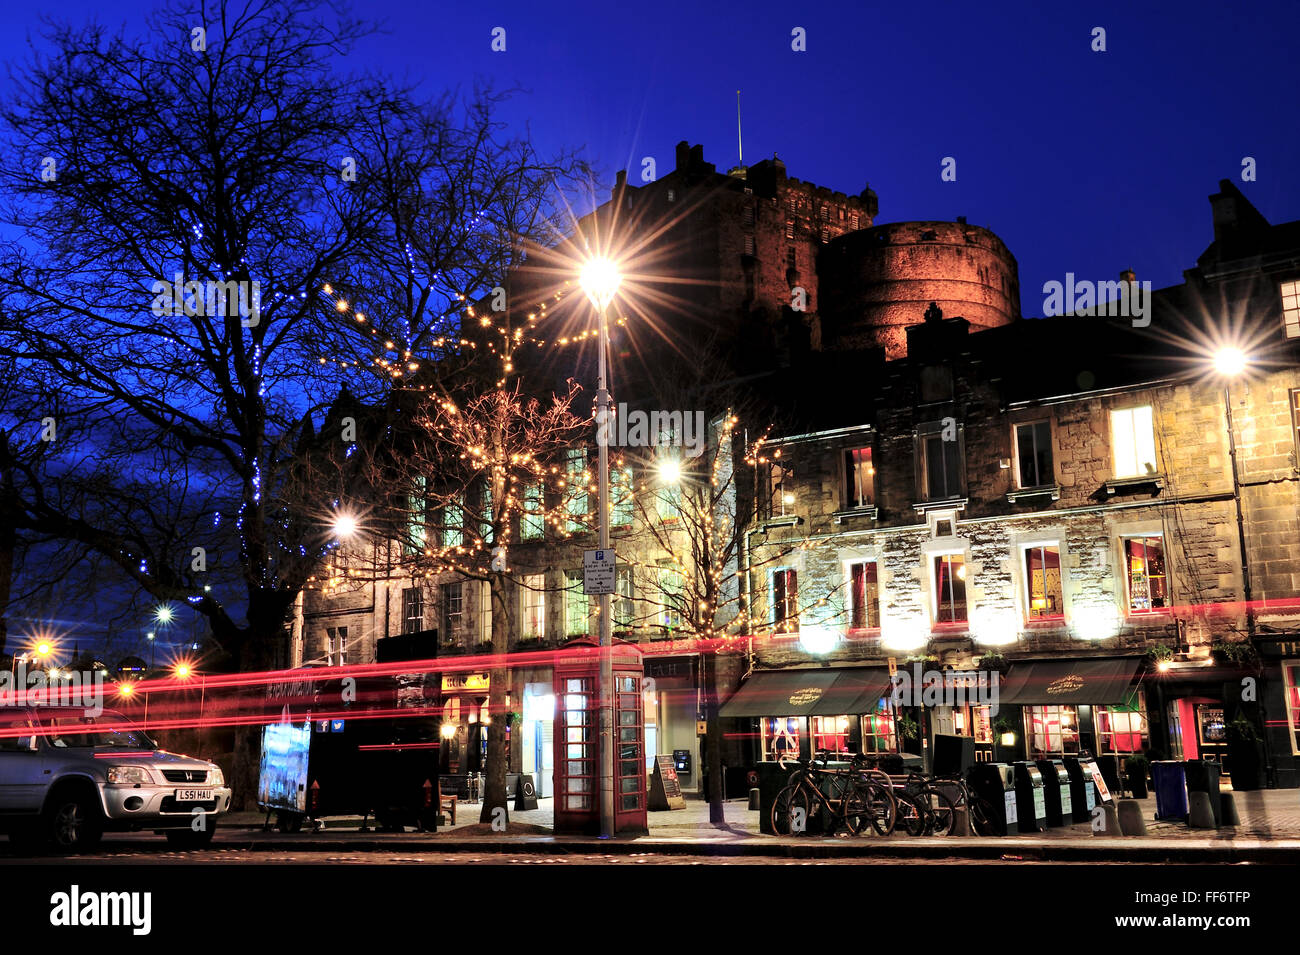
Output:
[
  {"left": 1213, "top": 346, "right": 1248, "bottom": 376},
  {"left": 798, "top": 625, "right": 839, "bottom": 656},
  {"left": 34, "top": 641, "right": 52, "bottom": 657},
  {"left": 173, "top": 662, "right": 192, "bottom": 679},
  {"left": 658, "top": 458, "right": 682, "bottom": 484},
  {"left": 1000, "top": 731, "right": 1016, "bottom": 747},
  {"left": 118, "top": 683, "right": 135, "bottom": 698},
  {"left": 1158, "top": 660, "right": 1172, "bottom": 672},
  {"left": 155, "top": 605, "right": 174, "bottom": 624},
  {"left": 331, "top": 513, "right": 359, "bottom": 540},
  {"left": 440, "top": 722, "right": 457, "bottom": 739},
  {"left": 579, "top": 256, "right": 621, "bottom": 310}
]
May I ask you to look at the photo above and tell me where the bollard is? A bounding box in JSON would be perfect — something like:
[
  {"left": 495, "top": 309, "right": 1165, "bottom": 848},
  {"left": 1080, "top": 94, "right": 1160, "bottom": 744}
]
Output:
[
  {"left": 1220, "top": 792, "right": 1240, "bottom": 827},
  {"left": 1188, "top": 791, "right": 1216, "bottom": 829},
  {"left": 953, "top": 805, "right": 971, "bottom": 836},
  {"left": 1093, "top": 803, "right": 1121, "bottom": 837},
  {"left": 748, "top": 788, "right": 761, "bottom": 811},
  {"left": 1117, "top": 799, "right": 1148, "bottom": 836}
]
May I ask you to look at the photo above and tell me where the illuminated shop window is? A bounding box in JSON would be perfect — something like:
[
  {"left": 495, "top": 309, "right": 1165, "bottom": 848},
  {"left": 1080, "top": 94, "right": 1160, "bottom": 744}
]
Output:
[
  {"left": 861, "top": 703, "right": 898, "bottom": 754},
  {"left": 953, "top": 704, "right": 992, "bottom": 743},
  {"left": 1097, "top": 692, "right": 1148, "bottom": 754},
  {"left": 1025, "top": 704, "right": 1080, "bottom": 756},
  {"left": 1123, "top": 536, "right": 1167, "bottom": 613},
  {"left": 812, "top": 715, "right": 853, "bottom": 754},
  {"left": 1024, "top": 545, "right": 1064, "bottom": 619},
  {"left": 761, "top": 717, "right": 801, "bottom": 761}
]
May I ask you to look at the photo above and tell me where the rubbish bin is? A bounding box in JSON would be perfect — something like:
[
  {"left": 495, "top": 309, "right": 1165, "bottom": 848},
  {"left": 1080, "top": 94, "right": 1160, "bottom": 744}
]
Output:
[
  {"left": 1062, "top": 756, "right": 1097, "bottom": 823},
  {"left": 1151, "top": 761, "right": 1189, "bottom": 821},
  {"left": 1184, "top": 759, "right": 1222, "bottom": 826},
  {"left": 1036, "top": 759, "right": 1073, "bottom": 828},
  {"left": 1013, "top": 761, "right": 1047, "bottom": 833},
  {"left": 968, "top": 763, "right": 1018, "bottom": 835}
]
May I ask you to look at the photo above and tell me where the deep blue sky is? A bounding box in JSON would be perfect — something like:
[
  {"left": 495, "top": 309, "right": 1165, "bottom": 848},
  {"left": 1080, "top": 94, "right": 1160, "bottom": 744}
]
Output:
[
  {"left": 3, "top": 1, "right": 1296, "bottom": 654},
  {"left": 4, "top": 1, "right": 1298, "bottom": 314}
]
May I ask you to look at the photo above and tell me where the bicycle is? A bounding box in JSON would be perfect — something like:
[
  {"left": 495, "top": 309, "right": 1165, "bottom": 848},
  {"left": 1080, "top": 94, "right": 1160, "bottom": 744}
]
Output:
[
  {"left": 929, "top": 772, "right": 997, "bottom": 836},
  {"left": 771, "top": 754, "right": 871, "bottom": 836}
]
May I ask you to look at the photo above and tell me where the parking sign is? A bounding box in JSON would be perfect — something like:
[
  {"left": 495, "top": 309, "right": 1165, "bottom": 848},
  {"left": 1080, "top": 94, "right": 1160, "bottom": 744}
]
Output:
[{"left": 583, "top": 549, "right": 616, "bottom": 594}]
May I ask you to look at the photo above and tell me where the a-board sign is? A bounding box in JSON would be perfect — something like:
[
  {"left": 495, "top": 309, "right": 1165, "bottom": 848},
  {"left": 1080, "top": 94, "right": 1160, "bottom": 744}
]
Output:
[
  {"left": 583, "top": 549, "right": 616, "bottom": 595},
  {"left": 514, "top": 774, "right": 539, "bottom": 811},
  {"left": 648, "top": 754, "right": 686, "bottom": 811},
  {"left": 1085, "top": 759, "right": 1113, "bottom": 803}
]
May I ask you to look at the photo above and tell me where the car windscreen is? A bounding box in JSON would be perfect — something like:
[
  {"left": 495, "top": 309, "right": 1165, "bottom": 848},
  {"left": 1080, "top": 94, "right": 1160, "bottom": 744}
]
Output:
[{"left": 36, "top": 711, "right": 157, "bottom": 749}]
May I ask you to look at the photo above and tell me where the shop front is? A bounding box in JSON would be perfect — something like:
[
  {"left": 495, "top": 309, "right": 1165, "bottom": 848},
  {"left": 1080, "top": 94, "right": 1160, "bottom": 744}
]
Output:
[
  {"left": 994, "top": 657, "right": 1146, "bottom": 789},
  {"left": 719, "top": 666, "right": 896, "bottom": 764},
  {"left": 643, "top": 655, "right": 702, "bottom": 794},
  {"left": 438, "top": 671, "right": 512, "bottom": 796}
]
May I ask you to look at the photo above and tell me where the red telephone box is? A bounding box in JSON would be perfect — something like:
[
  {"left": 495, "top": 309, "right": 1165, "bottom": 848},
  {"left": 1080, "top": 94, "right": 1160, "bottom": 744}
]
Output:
[{"left": 553, "top": 637, "right": 648, "bottom": 836}]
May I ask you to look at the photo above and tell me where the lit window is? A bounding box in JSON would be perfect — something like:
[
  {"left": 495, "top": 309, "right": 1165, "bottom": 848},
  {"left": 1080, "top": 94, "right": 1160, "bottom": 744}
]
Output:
[
  {"left": 844, "top": 447, "right": 874, "bottom": 508},
  {"left": 953, "top": 705, "right": 992, "bottom": 743},
  {"left": 861, "top": 703, "right": 898, "bottom": 753},
  {"left": 657, "top": 561, "right": 684, "bottom": 632},
  {"left": 442, "top": 583, "right": 463, "bottom": 641},
  {"left": 933, "top": 554, "right": 967, "bottom": 625},
  {"left": 325, "top": 626, "right": 348, "bottom": 666},
  {"left": 615, "top": 567, "right": 635, "bottom": 630},
  {"left": 850, "top": 213, "right": 860, "bottom": 229},
  {"left": 849, "top": 561, "right": 880, "bottom": 629},
  {"left": 441, "top": 498, "right": 463, "bottom": 548},
  {"left": 812, "top": 715, "right": 853, "bottom": 753},
  {"left": 773, "top": 568, "right": 799, "bottom": 633},
  {"left": 1024, "top": 545, "right": 1063, "bottom": 619},
  {"left": 564, "top": 449, "right": 587, "bottom": 532},
  {"left": 1281, "top": 279, "right": 1300, "bottom": 339},
  {"left": 1282, "top": 662, "right": 1300, "bottom": 756},
  {"left": 743, "top": 233, "right": 755, "bottom": 256},
  {"left": 521, "top": 574, "right": 545, "bottom": 640},
  {"left": 1014, "top": 421, "right": 1054, "bottom": 488},
  {"left": 769, "top": 460, "right": 794, "bottom": 517},
  {"left": 786, "top": 221, "right": 795, "bottom": 239},
  {"left": 612, "top": 466, "right": 634, "bottom": 527},
  {"left": 1110, "top": 406, "right": 1157, "bottom": 478},
  {"left": 1097, "top": 693, "right": 1148, "bottom": 754},
  {"left": 1123, "top": 536, "right": 1167, "bottom": 613},
  {"left": 521, "top": 483, "right": 544, "bottom": 540},
  {"left": 762, "top": 717, "right": 800, "bottom": 760},
  {"left": 1025, "top": 704, "right": 1080, "bottom": 756},
  {"left": 564, "top": 570, "right": 588, "bottom": 637},
  {"left": 405, "top": 477, "right": 427, "bottom": 555}
]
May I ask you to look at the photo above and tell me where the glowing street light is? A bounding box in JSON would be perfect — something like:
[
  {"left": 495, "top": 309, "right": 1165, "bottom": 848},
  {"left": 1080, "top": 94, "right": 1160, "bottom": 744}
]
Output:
[
  {"left": 579, "top": 257, "right": 622, "bottom": 310},
  {"left": 33, "top": 641, "right": 53, "bottom": 658},
  {"left": 154, "top": 605, "right": 174, "bottom": 625},
  {"left": 173, "top": 662, "right": 193, "bottom": 680},
  {"left": 657, "top": 457, "right": 682, "bottom": 485},
  {"left": 331, "top": 512, "right": 359, "bottom": 540},
  {"left": 1214, "top": 346, "right": 1248, "bottom": 377},
  {"left": 117, "top": 682, "right": 136, "bottom": 698}
]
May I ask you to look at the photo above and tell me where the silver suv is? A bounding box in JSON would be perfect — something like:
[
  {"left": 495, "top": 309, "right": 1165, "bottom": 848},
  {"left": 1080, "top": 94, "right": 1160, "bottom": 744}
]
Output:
[{"left": 0, "top": 706, "right": 231, "bottom": 851}]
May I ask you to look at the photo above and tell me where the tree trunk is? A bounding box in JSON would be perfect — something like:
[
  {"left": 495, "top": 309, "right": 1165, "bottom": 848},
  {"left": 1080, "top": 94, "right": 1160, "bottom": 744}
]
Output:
[
  {"left": 479, "top": 572, "right": 513, "bottom": 824},
  {"left": 704, "top": 651, "right": 726, "bottom": 825}
]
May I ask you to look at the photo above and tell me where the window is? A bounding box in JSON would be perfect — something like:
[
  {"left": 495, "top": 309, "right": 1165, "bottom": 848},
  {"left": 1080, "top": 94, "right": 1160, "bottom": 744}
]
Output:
[
  {"left": 521, "top": 574, "right": 545, "bottom": 640},
  {"left": 785, "top": 221, "right": 795, "bottom": 240},
  {"left": 773, "top": 568, "right": 799, "bottom": 633},
  {"left": 769, "top": 460, "right": 794, "bottom": 517},
  {"left": 1014, "top": 421, "right": 1054, "bottom": 488},
  {"left": 742, "top": 203, "right": 755, "bottom": 226},
  {"left": 844, "top": 447, "right": 874, "bottom": 508},
  {"left": 1023, "top": 545, "right": 1063, "bottom": 619},
  {"left": 1123, "top": 536, "right": 1168, "bottom": 613},
  {"left": 812, "top": 715, "right": 852, "bottom": 754},
  {"left": 612, "top": 466, "right": 634, "bottom": 527},
  {"left": 615, "top": 567, "right": 635, "bottom": 630},
  {"left": 1197, "top": 705, "right": 1226, "bottom": 745},
  {"left": 1281, "top": 661, "right": 1300, "bottom": 755},
  {"left": 861, "top": 703, "right": 898, "bottom": 753},
  {"left": 786, "top": 246, "right": 796, "bottom": 269},
  {"left": 478, "top": 580, "right": 493, "bottom": 644},
  {"left": 743, "top": 233, "right": 755, "bottom": 256},
  {"left": 657, "top": 561, "right": 684, "bottom": 632},
  {"left": 922, "top": 432, "right": 963, "bottom": 499},
  {"left": 521, "top": 483, "right": 544, "bottom": 540},
  {"left": 1025, "top": 705, "right": 1080, "bottom": 756},
  {"left": 442, "top": 583, "right": 463, "bottom": 640},
  {"left": 479, "top": 480, "right": 493, "bottom": 543},
  {"left": 953, "top": 704, "right": 992, "bottom": 743},
  {"left": 1110, "top": 406, "right": 1157, "bottom": 478},
  {"left": 786, "top": 194, "right": 797, "bottom": 215},
  {"left": 1282, "top": 279, "right": 1300, "bottom": 339},
  {"left": 442, "top": 499, "right": 463, "bottom": 548},
  {"left": 401, "top": 587, "right": 425, "bottom": 634},
  {"left": 762, "top": 717, "right": 801, "bottom": 761},
  {"left": 933, "top": 554, "right": 967, "bottom": 625},
  {"left": 0, "top": 714, "right": 34, "bottom": 752},
  {"left": 325, "top": 626, "right": 348, "bottom": 666},
  {"left": 849, "top": 561, "right": 880, "bottom": 630},
  {"left": 819, "top": 205, "right": 828, "bottom": 221},
  {"left": 405, "top": 477, "right": 427, "bottom": 555},
  {"left": 1097, "top": 693, "right": 1149, "bottom": 754},
  {"left": 820, "top": 226, "right": 830, "bottom": 243},
  {"left": 564, "top": 570, "right": 588, "bottom": 636},
  {"left": 565, "top": 449, "right": 587, "bottom": 532},
  {"left": 850, "top": 213, "right": 860, "bottom": 230}
]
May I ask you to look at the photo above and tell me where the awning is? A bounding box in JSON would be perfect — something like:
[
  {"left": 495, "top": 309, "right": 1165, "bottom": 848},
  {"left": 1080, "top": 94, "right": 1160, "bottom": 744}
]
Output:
[
  {"left": 719, "top": 667, "right": 893, "bottom": 717},
  {"left": 997, "top": 658, "right": 1141, "bottom": 706}
]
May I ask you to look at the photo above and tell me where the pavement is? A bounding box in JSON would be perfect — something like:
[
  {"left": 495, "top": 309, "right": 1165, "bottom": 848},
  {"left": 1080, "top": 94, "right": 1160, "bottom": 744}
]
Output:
[{"left": 199, "top": 787, "right": 1300, "bottom": 862}]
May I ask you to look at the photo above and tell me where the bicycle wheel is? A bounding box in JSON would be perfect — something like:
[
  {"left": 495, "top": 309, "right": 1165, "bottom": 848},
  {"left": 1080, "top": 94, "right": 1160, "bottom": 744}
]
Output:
[
  {"left": 772, "top": 783, "right": 814, "bottom": 836},
  {"left": 895, "top": 792, "right": 927, "bottom": 836},
  {"left": 968, "top": 795, "right": 995, "bottom": 836},
  {"left": 839, "top": 787, "right": 870, "bottom": 836},
  {"left": 923, "top": 789, "right": 957, "bottom": 836},
  {"left": 858, "top": 780, "right": 897, "bottom": 836}
]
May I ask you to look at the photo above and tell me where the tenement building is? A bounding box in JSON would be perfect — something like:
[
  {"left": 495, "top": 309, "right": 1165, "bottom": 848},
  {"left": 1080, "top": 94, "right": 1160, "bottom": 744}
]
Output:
[{"left": 726, "top": 180, "right": 1300, "bottom": 790}]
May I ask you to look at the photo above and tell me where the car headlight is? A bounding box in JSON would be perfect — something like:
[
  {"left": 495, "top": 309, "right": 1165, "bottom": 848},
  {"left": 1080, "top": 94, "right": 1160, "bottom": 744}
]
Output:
[
  {"left": 209, "top": 766, "right": 225, "bottom": 787},
  {"left": 106, "top": 765, "right": 152, "bottom": 785}
]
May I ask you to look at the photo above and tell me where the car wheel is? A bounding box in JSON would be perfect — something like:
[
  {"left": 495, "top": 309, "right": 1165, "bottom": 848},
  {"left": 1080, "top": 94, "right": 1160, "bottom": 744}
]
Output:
[
  {"left": 165, "top": 820, "right": 217, "bottom": 848},
  {"left": 47, "top": 792, "right": 103, "bottom": 852}
]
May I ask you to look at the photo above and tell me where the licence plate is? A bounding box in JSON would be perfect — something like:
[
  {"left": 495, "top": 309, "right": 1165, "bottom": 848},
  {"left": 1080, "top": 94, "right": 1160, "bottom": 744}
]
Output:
[{"left": 175, "top": 789, "right": 214, "bottom": 802}]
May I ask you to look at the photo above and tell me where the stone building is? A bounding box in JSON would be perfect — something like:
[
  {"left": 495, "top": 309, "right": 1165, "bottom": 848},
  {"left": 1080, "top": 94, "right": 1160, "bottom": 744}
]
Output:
[{"left": 730, "top": 180, "right": 1300, "bottom": 789}]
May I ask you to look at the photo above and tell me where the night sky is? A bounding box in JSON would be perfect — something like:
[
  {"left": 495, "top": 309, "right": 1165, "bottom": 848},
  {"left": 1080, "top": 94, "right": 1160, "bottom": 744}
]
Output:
[
  {"left": 3, "top": 0, "right": 1296, "bottom": 653},
  {"left": 5, "top": 0, "right": 1298, "bottom": 312}
]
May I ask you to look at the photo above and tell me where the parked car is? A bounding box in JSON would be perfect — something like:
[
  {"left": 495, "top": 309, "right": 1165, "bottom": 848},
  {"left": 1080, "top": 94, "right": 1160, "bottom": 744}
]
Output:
[{"left": 0, "top": 706, "right": 230, "bottom": 851}]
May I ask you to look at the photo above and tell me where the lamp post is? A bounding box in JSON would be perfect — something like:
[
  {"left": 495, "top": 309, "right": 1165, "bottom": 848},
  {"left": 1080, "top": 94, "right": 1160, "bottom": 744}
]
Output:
[{"left": 580, "top": 256, "right": 621, "bottom": 839}]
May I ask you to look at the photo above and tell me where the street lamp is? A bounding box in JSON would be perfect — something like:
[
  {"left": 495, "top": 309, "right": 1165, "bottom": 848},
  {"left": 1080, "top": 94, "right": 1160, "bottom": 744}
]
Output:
[
  {"left": 154, "top": 605, "right": 174, "bottom": 625},
  {"left": 580, "top": 255, "right": 622, "bottom": 839},
  {"left": 331, "top": 512, "right": 359, "bottom": 540}
]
